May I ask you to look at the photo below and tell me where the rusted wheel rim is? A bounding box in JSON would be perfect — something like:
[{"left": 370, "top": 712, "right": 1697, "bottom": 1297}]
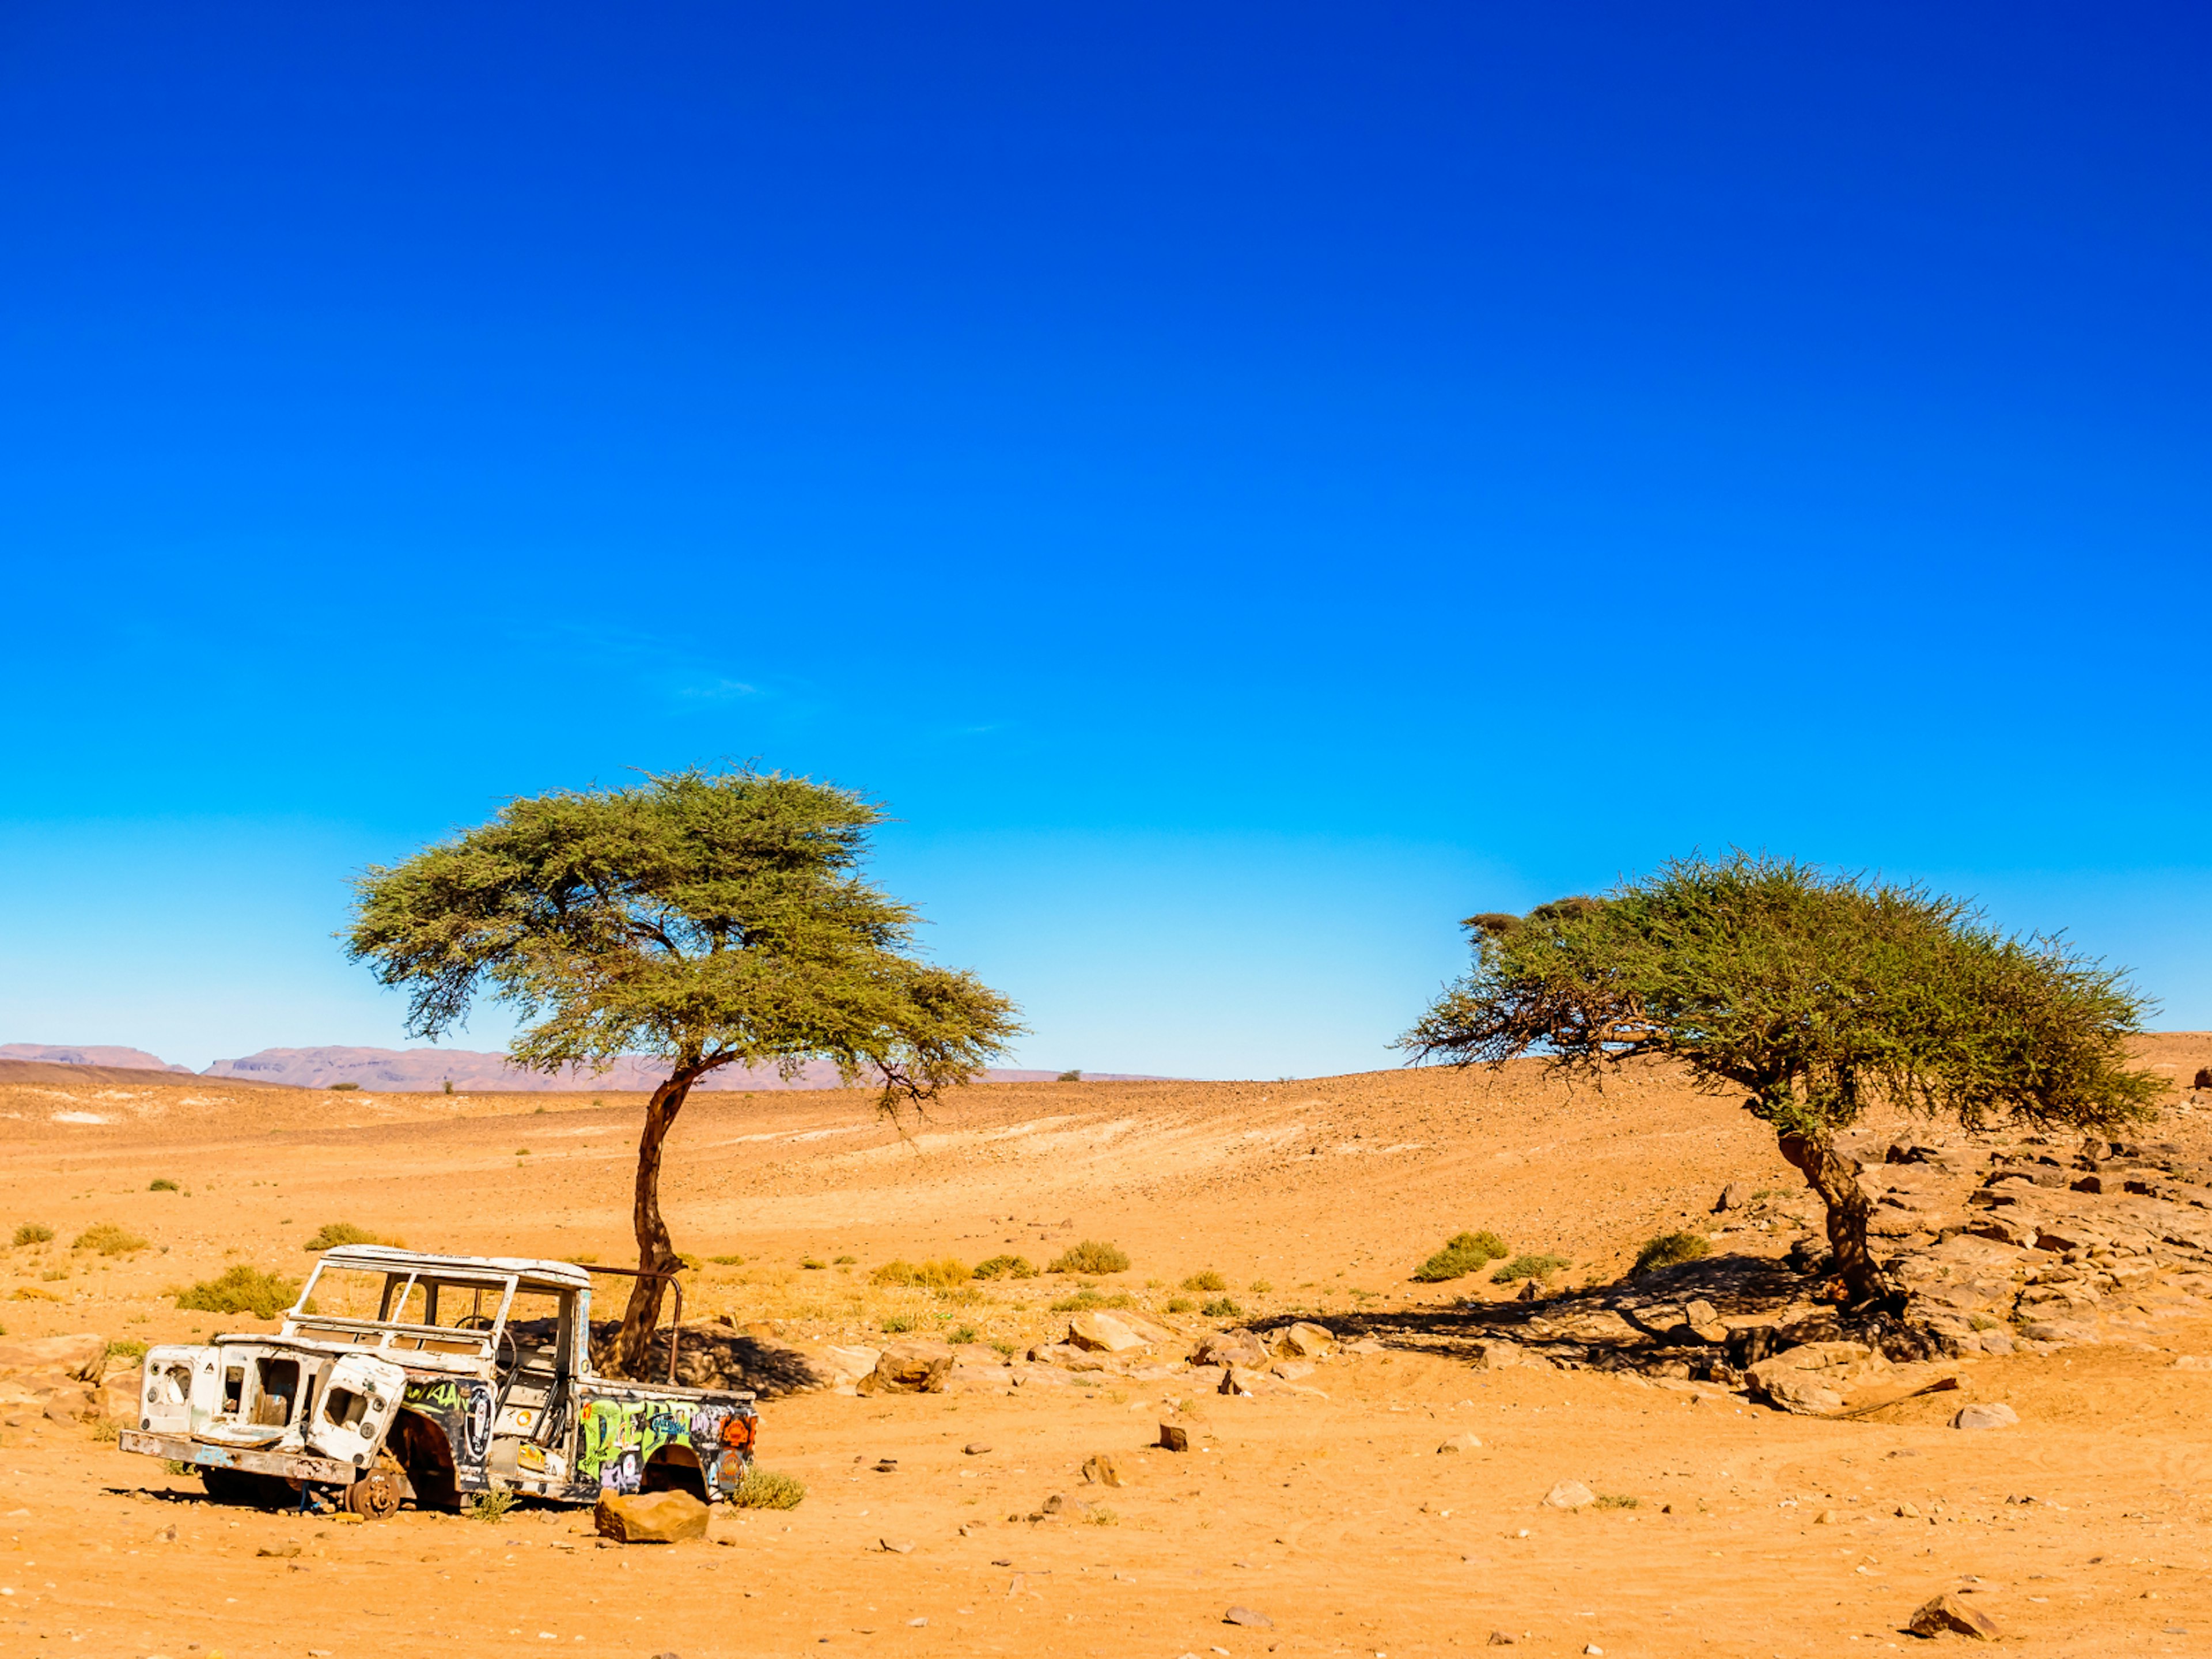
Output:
[{"left": 343, "top": 1471, "right": 402, "bottom": 1520}]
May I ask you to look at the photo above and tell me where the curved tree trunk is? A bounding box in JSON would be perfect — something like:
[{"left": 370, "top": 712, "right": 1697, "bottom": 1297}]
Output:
[
  {"left": 1778, "top": 1129, "right": 1902, "bottom": 1306},
  {"left": 609, "top": 1064, "right": 704, "bottom": 1378}
]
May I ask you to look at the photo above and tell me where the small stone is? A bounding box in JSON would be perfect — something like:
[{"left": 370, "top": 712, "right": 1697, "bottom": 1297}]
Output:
[
  {"left": 1906, "top": 1592, "right": 2001, "bottom": 1640},
  {"left": 1896, "top": 1502, "right": 1921, "bottom": 1518},
  {"left": 964, "top": 1441, "right": 993, "bottom": 1455},
  {"left": 1683, "top": 1298, "right": 1720, "bottom": 1328},
  {"left": 1275, "top": 1321, "right": 1338, "bottom": 1358},
  {"left": 1487, "top": 1635, "right": 1518, "bottom": 1648},
  {"left": 1081, "top": 1453, "right": 1123, "bottom": 1487},
  {"left": 1543, "top": 1481, "right": 1595, "bottom": 1510},
  {"left": 1950, "top": 1402, "right": 2019, "bottom": 1431},
  {"left": 1813, "top": 1509, "right": 1838, "bottom": 1525},
  {"left": 879, "top": 1537, "right": 915, "bottom": 1554},
  {"left": 2174, "top": 1357, "right": 2212, "bottom": 1370},
  {"left": 1438, "top": 1433, "right": 1483, "bottom": 1454},
  {"left": 256, "top": 1543, "right": 301, "bottom": 1558},
  {"left": 1715, "top": 1181, "right": 1749, "bottom": 1212},
  {"left": 1584, "top": 1646, "right": 1605, "bottom": 1656},
  {"left": 1159, "top": 1423, "right": 1190, "bottom": 1452},
  {"left": 1223, "top": 1605, "right": 1274, "bottom": 1628}
]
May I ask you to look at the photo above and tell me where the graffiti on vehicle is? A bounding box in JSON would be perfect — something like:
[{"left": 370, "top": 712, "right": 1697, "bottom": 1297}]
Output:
[
  {"left": 573, "top": 1394, "right": 755, "bottom": 1495},
  {"left": 402, "top": 1378, "right": 494, "bottom": 1467}
]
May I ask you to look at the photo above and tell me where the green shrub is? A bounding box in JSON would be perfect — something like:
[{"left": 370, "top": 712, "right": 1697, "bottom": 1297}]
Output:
[
  {"left": 733, "top": 1468, "right": 807, "bottom": 1510},
  {"left": 1248, "top": 1279, "right": 1272, "bottom": 1294},
  {"left": 175, "top": 1264, "right": 302, "bottom": 1318},
  {"left": 105, "top": 1338, "right": 149, "bottom": 1363},
  {"left": 1181, "top": 1269, "right": 1227, "bottom": 1292},
  {"left": 1057, "top": 1070, "right": 1082, "bottom": 1082},
  {"left": 1412, "top": 1230, "right": 1510, "bottom": 1282},
  {"left": 1594, "top": 1493, "right": 1640, "bottom": 1510},
  {"left": 74, "top": 1223, "right": 149, "bottom": 1256},
  {"left": 1492, "top": 1252, "right": 1571, "bottom": 1283},
  {"left": 800, "top": 1256, "right": 826, "bottom": 1270},
  {"left": 1048, "top": 1240, "right": 1130, "bottom": 1275},
  {"left": 880, "top": 1313, "right": 915, "bottom": 1333},
  {"left": 1631, "top": 1232, "right": 1713, "bottom": 1277},
  {"left": 468, "top": 1490, "right": 516, "bottom": 1522},
  {"left": 948, "top": 1324, "right": 979, "bottom": 1344},
  {"left": 870, "top": 1257, "right": 969, "bottom": 1289},
  {"left": 148, "top": 1179, "right": 180, "bottom": 1193},
  {"left": 327, "top": 1081, "right": 360, "bottom": 1092},
  {"left": 1164, "top": 1296, "right": 1195, "bottom": 1313},
  {"left": 302, "top": 1221, "right": 396, "bottom": 1252},
  {"left": 1200, "top": 1296, "right": 1242, "bottom": 1319},
  {"left": 709, "top": 1253, "right": 745, "bottom": 1266},
  {"left": 971, "top": 1254, "right": 1036, "bottom": 1281},
  {"left": 12, "top": 1223, "right": 53, "bottom": 1247}
]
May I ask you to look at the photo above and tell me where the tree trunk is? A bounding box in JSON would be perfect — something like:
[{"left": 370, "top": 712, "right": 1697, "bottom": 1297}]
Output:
[
  {"left": 609, "top": 1064, "right": 703, "bottom": 1379},
  {"left": 1778, "top": 1128, "right": 1902, "bottom": 1307}
]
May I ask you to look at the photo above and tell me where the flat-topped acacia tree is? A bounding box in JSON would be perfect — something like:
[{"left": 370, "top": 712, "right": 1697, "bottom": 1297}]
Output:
[
  {"left": 346, "top": 767, "right": 1021, "bottom": 1377},
  {"left": 1397, "top": 855, "right": 2164, "bottom": 1306}
]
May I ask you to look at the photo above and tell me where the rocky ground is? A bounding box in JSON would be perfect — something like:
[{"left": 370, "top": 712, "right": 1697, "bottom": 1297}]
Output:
[{"left": 1, "top": 1036, "right": 2209, "bottom": 1657}]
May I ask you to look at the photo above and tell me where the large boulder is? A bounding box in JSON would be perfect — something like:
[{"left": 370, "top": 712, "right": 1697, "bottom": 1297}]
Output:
[
  {"left": 1273, "top": 1321, "right": 1337, "bottom": 1359},
  {"left": 1066, "top": 1312, "right": 1150, "bottom": 1354},
  {"left": 594, "top": 1490, "right": 709, "bottom": 1544},
  {"left": 1906, "top": 1593, "right": 1999, "bottom": 1640},
  {"left": 0, "top": 1334, "right": 108, "bottom": 1382},
  {"left": 860, "top": 1340, "right": 954, "bottom": 1395},
  {"left": 1745, "top": 1340, "right": 1892, "bottom": 1416}
]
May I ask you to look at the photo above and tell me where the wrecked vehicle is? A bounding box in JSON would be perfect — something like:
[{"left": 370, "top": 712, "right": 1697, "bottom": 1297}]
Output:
[{"left": 119, "top": 1245, "right": 756, "bottom": 1518}]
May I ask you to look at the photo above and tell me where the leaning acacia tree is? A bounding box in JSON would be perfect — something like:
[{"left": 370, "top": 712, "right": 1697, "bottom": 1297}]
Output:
[
  {"left": 346, "top": 767, "right": 1021, "bottom": 1376},
  {"left": 1397, "top": 855, "right": 2164, "bottom": 1306}
]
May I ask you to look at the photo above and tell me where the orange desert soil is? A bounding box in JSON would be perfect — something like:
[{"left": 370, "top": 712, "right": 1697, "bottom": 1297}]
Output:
[{"left": 2, "top": 1036, "right": 2210, "bottom": 1657}]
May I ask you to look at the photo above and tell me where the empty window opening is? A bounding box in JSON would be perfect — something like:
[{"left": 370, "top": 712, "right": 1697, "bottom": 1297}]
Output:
[
  {"left": 251, "top": 1358, "right": 301, "bottom": 1427},
  {"left": 321, "top": 1385, "right": 369, "bottom": 1431},
  {"left": 222, "top": 1366, "right": 244, "bottom": 1414}
]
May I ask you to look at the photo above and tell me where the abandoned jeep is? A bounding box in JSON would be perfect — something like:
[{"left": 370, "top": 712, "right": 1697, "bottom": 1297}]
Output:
[{"left": 119, "top": 1245, "right": 756, "bottom": 1518}]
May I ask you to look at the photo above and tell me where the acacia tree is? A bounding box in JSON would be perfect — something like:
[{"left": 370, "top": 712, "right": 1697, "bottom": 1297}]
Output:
[
  {"left": 1397, "top": 855, "right": 2164, "bottom": 1305},
  {"left": 346, "top": 767, "right": 1021, "bottom": 1376}
]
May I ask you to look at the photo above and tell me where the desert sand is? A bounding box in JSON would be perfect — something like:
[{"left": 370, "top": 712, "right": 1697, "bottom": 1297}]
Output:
[{"left": 2, "top": 1037, "right": 2210, "bottom": 1658}]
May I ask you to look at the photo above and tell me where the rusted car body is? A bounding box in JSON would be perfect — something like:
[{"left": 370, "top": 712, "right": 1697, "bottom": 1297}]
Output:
[{"left": 118, "top": 1245, "right": 756, "bottom": 1518}]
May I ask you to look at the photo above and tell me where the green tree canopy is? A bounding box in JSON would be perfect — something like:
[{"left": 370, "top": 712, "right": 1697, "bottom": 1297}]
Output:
[
  {"left": 346, "top": 767, "right": 1021, "bottom": 1374},
  {"left": 1398, "top": 854, "right": 2164, "bottom": 1304}
]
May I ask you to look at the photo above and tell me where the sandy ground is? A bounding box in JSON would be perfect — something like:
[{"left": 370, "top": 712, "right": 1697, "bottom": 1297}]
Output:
[{"left": 2, "top": 1037, "right": 2210, "bottom": 1658}]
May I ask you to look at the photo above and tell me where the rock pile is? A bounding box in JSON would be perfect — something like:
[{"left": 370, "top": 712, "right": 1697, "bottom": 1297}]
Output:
[{"left": 1353, "top": 1123, "right": 2212, "bottom": 1413}]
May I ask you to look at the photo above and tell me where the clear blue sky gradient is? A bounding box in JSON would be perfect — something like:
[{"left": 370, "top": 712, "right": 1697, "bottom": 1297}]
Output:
[{"left": 2, "top": 4, "right": 2207, "bottom": 1075}]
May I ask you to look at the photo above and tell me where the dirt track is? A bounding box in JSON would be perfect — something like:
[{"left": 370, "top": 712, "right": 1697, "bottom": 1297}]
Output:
[{"left": 2, "top": 1039, "right": 2209, "bottom": 1657}]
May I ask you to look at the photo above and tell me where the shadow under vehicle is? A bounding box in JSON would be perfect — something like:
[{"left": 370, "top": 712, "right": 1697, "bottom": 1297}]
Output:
[{"left": 119, "top": 1245, "right": 756, "bottom": 1518}]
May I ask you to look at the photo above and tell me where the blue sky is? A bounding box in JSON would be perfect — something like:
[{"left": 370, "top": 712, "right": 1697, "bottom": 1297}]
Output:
[{"left": 2, "top": 3, "right": 2207, "bottom": 1076}]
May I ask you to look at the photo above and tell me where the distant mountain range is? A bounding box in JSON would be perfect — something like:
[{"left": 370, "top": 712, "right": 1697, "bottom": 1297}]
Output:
[
  {"left": 0, "top": 1043, "right": 192, "bottom": 1074},
  {"left": 5, "top": 1041, "right": 1163, "bottom": 1091}
]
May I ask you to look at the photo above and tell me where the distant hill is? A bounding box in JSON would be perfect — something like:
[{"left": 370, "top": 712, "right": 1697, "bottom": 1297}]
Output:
[
  {"left": 0, "top": 1043, "right": 191, "bottom": 1073},
  {"left": 199, "top": 1046, "right": 1166, "bottom": 1092},
  {"left": 0, "top": 1058, "right": 289, "bottom": 1090}
]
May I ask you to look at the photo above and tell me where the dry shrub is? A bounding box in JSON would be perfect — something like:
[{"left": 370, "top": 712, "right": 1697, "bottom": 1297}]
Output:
[
  {"left": 870, "top": 1257, "right": 969, "bottom": 1289},
  {"left": 1631, "top": 1232, "right": 1713, "bottom": 1277},
  {"left": 303, "top": 1221, "right": 402, "bottom": 1252},
  {"left": 175, "top": 1264, "right": 302, "bottom": 1318},
  {"left": 1412, "top": 1230, "right": 1509, "bottom": 1282},
  {"left": 734, "top": 1468, "right": 807, "bottom": 1510},
  {"left": 13, "top": 1223, "right": 54, "bottom": 1247},
  {"left": 971, "top": 1255, "right": 1035, "bottom": 1281},
  {"left": 1491, "top": 1252, "right": 1570, "bottom": 1283},
  {"left": 1180, "top": 1269, "right": 1226, "bottom": 1292},
  {"left": 1048, "top": 1240, "right": 1129, "bottom": 1275},
  {"left": 74, "top": 1223, "right": 148, "bottom": 1256}
]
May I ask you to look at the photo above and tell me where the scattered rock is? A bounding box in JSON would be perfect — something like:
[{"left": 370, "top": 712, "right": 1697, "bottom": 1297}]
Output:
[
  {"left": 594, "top": 1490, "right": 710, "bottom": 1544},
  {"left": 0, "top": 1334, "right": 107, "bottom": 1381},
  {"left": 1543, "top": 1481, "right": 1595, "bottom": 1510},
  {"left": 860, "top": 1341, "right": 955, "bottom": 1396},
  {"left": 1159, "top": 1423, "right": 1190, "bottom": 1452},
  {"left": 2173, "top": 1357, "right": 2212, "bottom": 1371},
  {"left": 1896, "top": 1502, "right": 1921, "bottom": 1518},
  {"left": 1488, "top": 1635, "right": 1518, "bottom": 1647},
  {"left": 1191, "top": 1330, "right": 1270, "bottom": 1369},
  {"left": 1081, "top": 1453, "right": 1123, "bottom": 1487},
  {"left": 1907, "top": 1592, "right": 2000, "bottom": 1640},
  {"left": 1715, "top": 1181, "right": 1749, "bottom": 1212},
  {"left": 1950, "top": 1402, "right": 2019, "bottom": 1431},
  {"left": 1438, "top": 1433, "right": 1483, "bottom": 1453},
  {"left": 1467, "top": 1340, "right": 1522, "bottom": 1371},
  {"left": 1271, "top": 1359, "right": 1317, "bottom": 1381},
  {"left": 878, "top": 1538, "right": 915, "bottom": 1554},
  {"left": 1346, "top": 1337, "right": 1385, "bottom": 1354},
  {"left": 964, "top": 1441, "right": 993, "bottom": 1455},
  {"left": 256, "top": 1542, "right": 301, "bottom": 1558},
  {"left": 1222, "top": 1606, "right": 1274, "bottom": 1628}
]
